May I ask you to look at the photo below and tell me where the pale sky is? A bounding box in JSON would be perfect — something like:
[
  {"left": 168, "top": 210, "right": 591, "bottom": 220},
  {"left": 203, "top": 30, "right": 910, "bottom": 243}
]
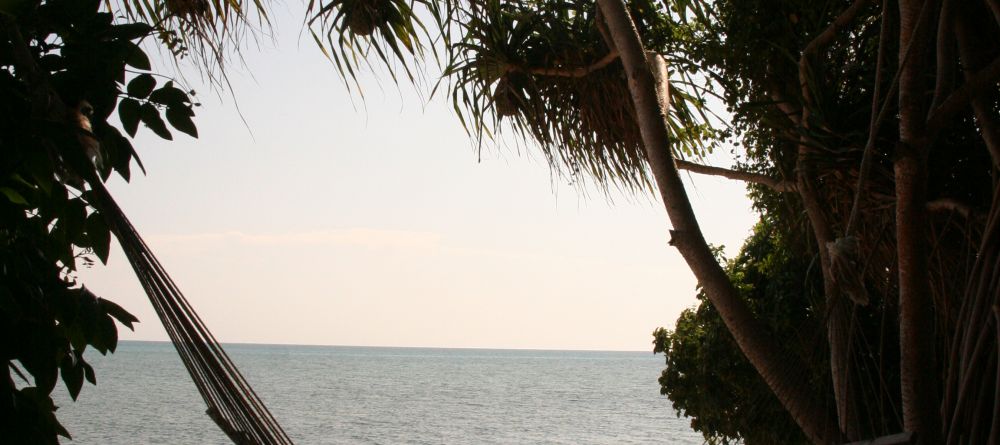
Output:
[{"left": 77, "top": 4, "right": 757, "bottom": 351}]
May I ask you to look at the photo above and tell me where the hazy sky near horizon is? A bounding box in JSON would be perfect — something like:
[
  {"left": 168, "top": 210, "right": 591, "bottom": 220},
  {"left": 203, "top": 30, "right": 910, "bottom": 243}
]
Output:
[{"left": 78, "top": 4, "right": 757, "bottom": 351}]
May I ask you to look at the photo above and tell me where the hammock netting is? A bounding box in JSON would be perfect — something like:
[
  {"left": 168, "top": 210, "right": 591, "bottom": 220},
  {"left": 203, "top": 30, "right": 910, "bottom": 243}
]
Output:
[{"left": 92, "top": 183, "right": 294, "bottom": 445}]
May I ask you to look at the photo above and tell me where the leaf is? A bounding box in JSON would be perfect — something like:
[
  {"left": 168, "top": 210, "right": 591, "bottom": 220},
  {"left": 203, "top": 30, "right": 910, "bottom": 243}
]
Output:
[
  {"left": 118, "top": 98, "right": 141, "bottom": 137},
  {"left": 111, "top": 22, "right": 153, "bottom": 40},
  {"left": 0, "top": 186, "right": 28, "bottom": 205},
  {"left": 127, "top": 74, "right": 156, "bottom": 98},
  {"left": 139, "top": 103, "right": 172, "bottom": 140},
  {"left": 97, "top": 315, "right": 118, "bottom": 354},
  {"left": 17, "top": 388, "right": 71, "bottom": 438},
  {"left": 63, "top": 198, "right": 88, "bottom": 246},
  {"left": 86, "top": 212, "right": 111, "bottom": 264},
  {"left": 60, "top": 352, "right": 84, "bottom": 401},
  {"left": 99, "top": 298, "right": 138, "bottom": 330},
  {"left": 166, "top": 107, "right": 198, "bottom": 138},
  {"left": 81, "top": 358, "right": 96, "bottom": 385},
  {"left": 124, "top": 42, "right": 151, "bottom": 70},
  {"left": 148, "top": 83, "right": 190, "bottom": 107}
]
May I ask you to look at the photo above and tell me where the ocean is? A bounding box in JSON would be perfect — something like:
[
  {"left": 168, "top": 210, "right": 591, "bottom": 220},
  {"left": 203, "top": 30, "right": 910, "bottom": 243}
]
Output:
[{"left": 52, "top": 341, "right": 703, "bottom": 444}]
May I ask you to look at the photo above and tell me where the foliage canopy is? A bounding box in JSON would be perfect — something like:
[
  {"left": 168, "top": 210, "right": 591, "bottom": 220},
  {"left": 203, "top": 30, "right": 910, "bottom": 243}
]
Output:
[{"left": 5, "top": 0, "right": 1000, "bottom": 444}]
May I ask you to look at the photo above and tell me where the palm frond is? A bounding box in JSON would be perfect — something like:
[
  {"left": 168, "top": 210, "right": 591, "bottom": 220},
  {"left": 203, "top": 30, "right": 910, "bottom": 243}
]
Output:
[
  {"left": 442, "top": 0, "right": 725, "bottom": 191},
  {"left": 307, "top": 0, "right": 435, "bottom": 90},
  {"left": 110, "top": 0, "right": 271, "bottom": 85}
]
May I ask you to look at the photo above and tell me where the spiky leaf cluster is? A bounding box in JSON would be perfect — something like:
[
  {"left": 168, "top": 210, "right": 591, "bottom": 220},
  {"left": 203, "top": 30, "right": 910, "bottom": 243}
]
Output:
[{"left": 443, "top": 0, "right": 724, "bottom": 191}]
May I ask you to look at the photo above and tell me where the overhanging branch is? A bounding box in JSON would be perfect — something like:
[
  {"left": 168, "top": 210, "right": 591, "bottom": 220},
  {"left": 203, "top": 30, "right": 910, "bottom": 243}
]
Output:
[
  {"left": 509, "top": 50, "right": 620, "bottom": 78},
  {"left": 675, "top": 159, "right": 796, "bottom": 192}
]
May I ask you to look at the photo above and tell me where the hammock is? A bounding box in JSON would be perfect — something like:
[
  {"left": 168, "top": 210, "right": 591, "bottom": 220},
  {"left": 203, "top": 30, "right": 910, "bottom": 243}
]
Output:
[
  {"left": 91, "top": 183, "right": 294, "bottom": 445},
  {"left": 3, "top": 18, "right": 288, "bottom": 442}
]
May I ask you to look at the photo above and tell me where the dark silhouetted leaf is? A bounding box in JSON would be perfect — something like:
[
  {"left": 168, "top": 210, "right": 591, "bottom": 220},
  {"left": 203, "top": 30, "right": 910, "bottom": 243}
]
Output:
[
  {"left": 166, "top": 107, "right": 198, "bottom": 138},
  {"left": 111, "top": 22, "right": 153, "bottom": 40},
  {"left": 127, "top": 74, "right": 156, "bottom": 98},
  {"left": 118, "top": 98, "right": 141, "bottom": 137},
  {"left": 139, "top": 103, "right": 172, "bottom": 140},
  {"left": 81, "top": 357, "right": 96, "bottom": 385},
  {"left": 124, "top": 42, "right": 150, "bottom": 70},
  {"left": 60, "top": 353, "right": 84, "bottom": 401},
  {"left": 86, "top": 213, "right": 110, "bottom": 264},
  {"left": 148, "top": 83, "right": 189, "bottom": 107},
  {"left": 99, "top": 298, "right": 138, "bottom": 330}
]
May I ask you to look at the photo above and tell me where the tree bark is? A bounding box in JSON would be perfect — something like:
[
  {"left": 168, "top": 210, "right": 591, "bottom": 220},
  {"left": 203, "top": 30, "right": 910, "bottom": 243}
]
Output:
[
  {"left": 797, "top": 140, "right": 856, "bottom": 441},
  {"left": 896, "top": 0, "right": 941, "bottom": 443},
  {"left": 595, "top": 0, "right": 842, "bottom": 442},
  {"left": 674, "top": 159, "right": 796, "bottom": 192},
  {"left": 796, "top": 3, "right": 874, "bottom": 436}
]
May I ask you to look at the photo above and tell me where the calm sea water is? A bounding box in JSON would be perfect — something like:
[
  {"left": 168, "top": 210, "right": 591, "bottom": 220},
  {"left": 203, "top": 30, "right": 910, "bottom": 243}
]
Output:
[{"left": 52, "top": 341, "right": 702, "bottom": 444}]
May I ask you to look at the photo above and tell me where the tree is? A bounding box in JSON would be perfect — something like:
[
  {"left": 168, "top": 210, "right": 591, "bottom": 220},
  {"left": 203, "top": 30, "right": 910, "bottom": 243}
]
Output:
[
  {"left": 645, "top": 0, "right": 999, "bottom": 443},
  {"left": 0, "top": 0, "right": 198, "bottom": 441},
  {"left": 653, "top": 216, "right": 827, "bottom": 445},
  {"left": 6, "top": 0, "right": 1000, "bottom": 443}
]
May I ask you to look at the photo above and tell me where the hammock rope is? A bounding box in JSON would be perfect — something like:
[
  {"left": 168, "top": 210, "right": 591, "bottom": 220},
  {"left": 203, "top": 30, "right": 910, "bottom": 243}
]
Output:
[{"left": 90, "top": 183, "right": 294, "bottom": 445}]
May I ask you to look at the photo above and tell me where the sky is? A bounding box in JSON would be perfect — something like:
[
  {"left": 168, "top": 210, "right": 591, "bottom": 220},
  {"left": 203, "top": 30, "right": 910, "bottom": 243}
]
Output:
[{"left": 77, "top": 4, "right": 758, "bottom": 352}]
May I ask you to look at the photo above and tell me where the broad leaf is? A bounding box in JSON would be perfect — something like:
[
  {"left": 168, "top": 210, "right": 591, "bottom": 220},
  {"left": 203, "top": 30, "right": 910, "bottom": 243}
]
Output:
[
  {"left": 118, "top": 98, "right": 141, "bottom": 137},
  {"left": 127, "top": 74, "right": 156, "bottom": 98},
  {"left": 139, "top": 103, "right": 172, "bottom": 140}
]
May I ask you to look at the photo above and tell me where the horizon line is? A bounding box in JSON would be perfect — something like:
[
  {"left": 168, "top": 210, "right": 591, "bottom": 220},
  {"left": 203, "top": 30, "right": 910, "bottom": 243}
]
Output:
[{"left": 119, "top": 339, "right": 656, "bottom": 354}]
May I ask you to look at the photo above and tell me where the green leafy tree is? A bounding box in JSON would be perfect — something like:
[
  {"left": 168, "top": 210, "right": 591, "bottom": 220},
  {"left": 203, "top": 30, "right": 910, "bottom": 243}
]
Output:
[
  {"left": 1, "top": 0, "right": 199, "bottom": 442},
  {"left": 6, "top": 0, "right": 1000, "bottom": 443},
  {"left": 653, "top": 217, "right": 831, "bottom": 445}
]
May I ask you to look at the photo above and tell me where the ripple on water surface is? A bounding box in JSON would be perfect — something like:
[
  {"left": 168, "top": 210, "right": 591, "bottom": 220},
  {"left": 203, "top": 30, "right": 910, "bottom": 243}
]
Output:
[{"left": 53, "top": 342, "right": 704, "bottom": 444}]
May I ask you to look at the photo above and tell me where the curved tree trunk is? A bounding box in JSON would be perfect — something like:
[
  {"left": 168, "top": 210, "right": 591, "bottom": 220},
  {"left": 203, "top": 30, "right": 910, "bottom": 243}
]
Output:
[{"left": 595, "top": 0, "right": 842, "bottom": 442}]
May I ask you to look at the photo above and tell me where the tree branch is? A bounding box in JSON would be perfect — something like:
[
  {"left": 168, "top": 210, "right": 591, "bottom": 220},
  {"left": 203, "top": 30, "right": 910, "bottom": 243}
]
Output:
[
  {"left": 595, "top": 0, "right": 842, "bottom": 442},
  {"left": 930, "top": 0, "right": 956, "bottom": 111},
  {"left": 769, "top": 89, "right": 801, "bottom": 126},
  {"left": 511, "top": 50, "right": 620, "bottom": 78},
  {"left": 795, "top": 3, "right": 873, "bottom": 439},
  {"left": 4, "top": 17, "right": 68, "bottom": 121},
  {"left": 674, "top": 159, "right": 796, "bottom": 192},
  {"left": 954, "top": 8, "right": 1000, "bottom": 167},
  {"left": 926, "top": 198, "right": 973, "bottom": 219},
  {"left": 847, "top": 0, "right": 894, "bottom": 236},
  {"left": 989, "top": 0, "right": 1000, "bottom": 27},
  {"left": 799, "top": 0, "right": 873, "bottom": 110},
  {"left": 926, "top": 54, "right": 1000, "bottom": 136},
  {"left": 804, "top": 0, "right": 874, "bottom": 56}
]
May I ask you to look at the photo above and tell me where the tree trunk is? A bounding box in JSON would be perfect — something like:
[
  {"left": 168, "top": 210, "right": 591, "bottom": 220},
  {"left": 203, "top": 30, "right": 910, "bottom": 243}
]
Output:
[
  {"left": 596, "top": 0, "right": 842, "bottom": 442},
  {"left": 896, "top": 0, "right": 941, "bottom": 443},
  {"left": 797, "top": 141, "right": 857, "bottom": 441}
]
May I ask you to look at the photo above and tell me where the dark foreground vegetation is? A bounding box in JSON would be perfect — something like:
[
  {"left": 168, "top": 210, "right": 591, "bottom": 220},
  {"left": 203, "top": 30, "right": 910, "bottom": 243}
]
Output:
[{"left": 2, "top": 0, "right": 999, "bottom": 444}]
